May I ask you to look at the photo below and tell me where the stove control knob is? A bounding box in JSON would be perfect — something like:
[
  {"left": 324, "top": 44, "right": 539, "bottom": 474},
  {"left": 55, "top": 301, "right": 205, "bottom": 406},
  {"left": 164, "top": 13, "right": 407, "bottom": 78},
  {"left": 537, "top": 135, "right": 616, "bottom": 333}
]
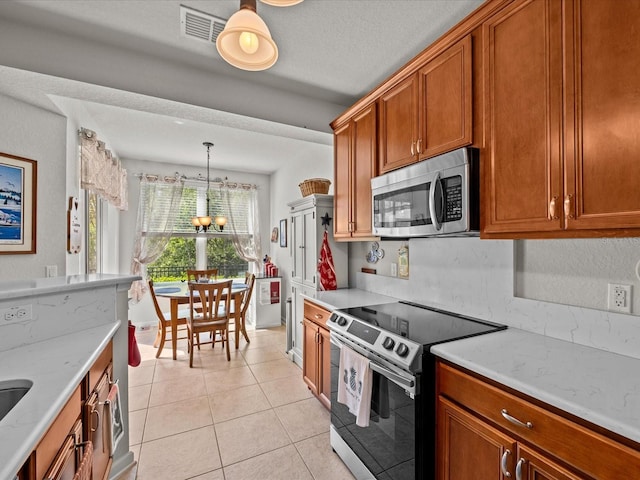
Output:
[
  {"left": 337, "top": 317, "right": 348, "bottom": 327},
  {"left": 396, "top": 343, "right": 410, "bottom": 357},
  {"left": 382, "top": 337, "right": 395, "bottom": 350}
]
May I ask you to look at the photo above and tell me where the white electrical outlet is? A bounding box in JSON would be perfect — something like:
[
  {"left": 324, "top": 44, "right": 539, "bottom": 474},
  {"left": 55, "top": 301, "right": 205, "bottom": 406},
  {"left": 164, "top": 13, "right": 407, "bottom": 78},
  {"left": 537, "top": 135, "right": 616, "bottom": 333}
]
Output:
[
  {"left": 1, "top": 304, "right": 33, "bottom": 323},
  {"left": 608, "top": 284, "right": 632, "bottom": 314}
]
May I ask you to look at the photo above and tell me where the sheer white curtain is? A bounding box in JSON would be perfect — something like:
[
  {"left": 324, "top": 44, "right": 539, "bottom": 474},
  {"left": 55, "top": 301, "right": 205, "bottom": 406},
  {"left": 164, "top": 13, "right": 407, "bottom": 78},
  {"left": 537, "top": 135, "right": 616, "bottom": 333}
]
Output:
[
  {"left": 129, "top": 175, "right": 185, "bottom": 302},
  {"left": 223, "top": 184, "right": 262, "bottom": 273}
]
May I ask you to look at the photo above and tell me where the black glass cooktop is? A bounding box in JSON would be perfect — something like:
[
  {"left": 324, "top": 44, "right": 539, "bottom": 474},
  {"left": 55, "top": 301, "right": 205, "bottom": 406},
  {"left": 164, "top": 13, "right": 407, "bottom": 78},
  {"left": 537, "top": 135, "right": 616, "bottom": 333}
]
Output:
[{"left": 339, "top": 301, "right": 506, "bottom": 347}]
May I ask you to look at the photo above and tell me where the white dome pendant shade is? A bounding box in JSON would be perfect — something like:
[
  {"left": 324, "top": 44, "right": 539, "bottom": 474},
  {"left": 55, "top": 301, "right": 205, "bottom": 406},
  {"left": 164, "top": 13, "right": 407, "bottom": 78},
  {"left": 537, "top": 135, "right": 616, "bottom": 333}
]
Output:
[
  {"left": 260, "top": 0, "right": 304, "bottom": 6},
  {"left": 216, "top": 0, "right": 278, "bottom": 71}
]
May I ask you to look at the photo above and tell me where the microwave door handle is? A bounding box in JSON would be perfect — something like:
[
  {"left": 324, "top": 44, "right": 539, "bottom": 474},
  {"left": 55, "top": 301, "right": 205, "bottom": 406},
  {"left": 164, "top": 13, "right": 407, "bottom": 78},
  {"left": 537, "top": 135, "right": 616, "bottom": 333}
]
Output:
[{"left": 429, "top": 171, "right": 443, "bottom": 231}]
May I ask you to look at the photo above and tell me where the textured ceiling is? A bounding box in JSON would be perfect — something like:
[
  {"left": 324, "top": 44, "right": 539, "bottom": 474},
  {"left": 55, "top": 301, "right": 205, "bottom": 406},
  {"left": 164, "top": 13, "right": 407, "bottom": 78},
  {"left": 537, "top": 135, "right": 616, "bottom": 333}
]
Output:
[{"left": 0, "top": 0, "right": 484, "bottom": 173}]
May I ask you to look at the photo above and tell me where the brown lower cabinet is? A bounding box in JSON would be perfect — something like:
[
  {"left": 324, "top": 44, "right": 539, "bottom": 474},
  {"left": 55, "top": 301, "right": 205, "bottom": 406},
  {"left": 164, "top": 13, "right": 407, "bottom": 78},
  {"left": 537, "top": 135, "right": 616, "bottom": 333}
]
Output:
[
  {"left": 302, "top": 300, "right": 331, "bottom": 410},
  {"left": 19, "top": 341, "right": 113, "bottom": 480},
  {"left": 437, "top": 361, "right": 640, "bottom": 480}
]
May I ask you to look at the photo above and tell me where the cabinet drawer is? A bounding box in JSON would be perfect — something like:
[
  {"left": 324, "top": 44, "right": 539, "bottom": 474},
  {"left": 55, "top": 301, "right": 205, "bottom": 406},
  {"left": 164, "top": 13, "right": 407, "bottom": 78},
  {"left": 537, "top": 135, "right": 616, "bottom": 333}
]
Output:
[
  {"left": 303, "top": 300, "right": 330, "bottom": 328},
  {"left": 438, "top": 362, "right": 640, "bottom": 479}
]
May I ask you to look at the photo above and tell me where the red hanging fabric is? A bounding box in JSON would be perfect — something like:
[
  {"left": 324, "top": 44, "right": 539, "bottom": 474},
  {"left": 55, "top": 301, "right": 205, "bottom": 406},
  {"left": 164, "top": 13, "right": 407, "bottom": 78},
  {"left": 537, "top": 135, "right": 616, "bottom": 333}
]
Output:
[{"left": 318, "top": 230, "right": 337, "bottom": 290}]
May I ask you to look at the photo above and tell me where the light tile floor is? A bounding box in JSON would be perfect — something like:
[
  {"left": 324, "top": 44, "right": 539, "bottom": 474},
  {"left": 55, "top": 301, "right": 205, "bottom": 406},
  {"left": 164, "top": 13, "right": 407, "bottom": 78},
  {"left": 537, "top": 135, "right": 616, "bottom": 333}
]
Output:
[{"left": 119, "top": 324, "right": 355, "bottom": 480}]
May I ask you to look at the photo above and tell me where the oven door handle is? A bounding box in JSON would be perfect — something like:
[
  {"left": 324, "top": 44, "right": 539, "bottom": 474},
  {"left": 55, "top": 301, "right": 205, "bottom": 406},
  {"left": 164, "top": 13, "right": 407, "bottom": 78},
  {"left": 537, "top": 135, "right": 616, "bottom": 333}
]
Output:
[{"left": 330, "top": 334, "right": 416, "bottom": 392}]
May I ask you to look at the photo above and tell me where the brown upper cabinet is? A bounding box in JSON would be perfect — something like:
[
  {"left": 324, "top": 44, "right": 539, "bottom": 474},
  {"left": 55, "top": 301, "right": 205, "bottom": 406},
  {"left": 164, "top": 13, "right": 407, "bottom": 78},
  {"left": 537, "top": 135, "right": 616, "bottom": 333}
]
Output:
[
  {"left": 378, "top": 34, "right": 473, "bottom": 174},
  {"left": 333, "top": 103, "right": 378, "bottom": 240},
  {"left": 483, "top": 0, "right": 640, "bottom": 238}
]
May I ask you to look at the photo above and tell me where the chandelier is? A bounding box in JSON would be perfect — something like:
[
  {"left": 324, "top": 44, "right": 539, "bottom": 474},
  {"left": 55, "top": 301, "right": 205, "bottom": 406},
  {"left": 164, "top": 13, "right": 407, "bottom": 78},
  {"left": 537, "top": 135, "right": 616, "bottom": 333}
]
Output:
[
  {"left": 192, "top": 142, "right": 227, "bottom": 233},
  {"left": 216, "top": 0, "right": 303, "bottom": 71}
]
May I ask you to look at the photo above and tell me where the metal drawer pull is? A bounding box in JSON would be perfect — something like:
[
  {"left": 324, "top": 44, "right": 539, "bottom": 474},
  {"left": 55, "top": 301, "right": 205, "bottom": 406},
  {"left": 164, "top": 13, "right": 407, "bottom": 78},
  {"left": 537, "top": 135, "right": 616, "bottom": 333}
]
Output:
[
  {"left": 500, "top": 449, "right": 512, "bottom": 478},
  {"left": 549, "top": 196, "right": 558, "bottom": 219},
  {"left": 515, "top": 458, "right": 526, "bottom": 480},
  {"left": 501, "top": 409, "right": 533, "bottom": 429},
  {"left": 314, "top": 314, "right": 323, "bottom": 319}
]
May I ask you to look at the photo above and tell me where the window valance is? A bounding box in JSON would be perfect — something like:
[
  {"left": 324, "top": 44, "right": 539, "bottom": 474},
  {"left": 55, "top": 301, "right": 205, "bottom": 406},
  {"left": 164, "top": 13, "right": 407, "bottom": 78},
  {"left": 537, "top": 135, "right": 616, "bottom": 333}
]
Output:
[{"left": 79, "top": 128, "right": 128, "bottom": 210}]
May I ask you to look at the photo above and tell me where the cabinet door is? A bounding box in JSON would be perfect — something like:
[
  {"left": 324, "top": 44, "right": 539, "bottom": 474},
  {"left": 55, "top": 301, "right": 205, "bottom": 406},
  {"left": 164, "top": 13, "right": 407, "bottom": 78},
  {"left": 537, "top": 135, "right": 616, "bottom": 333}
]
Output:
[
  {"left": 351, "top": 103, "right": 377, "bottom": 238},
  {"left": 302, "top": 209, "right": 316, "bottom": 286},
  {"left": 438, "top": 396, "right": 517, "bottom": 480},
  {"left": 379, "top": 74, "right": 419, "bottom": 173},
  {"left": 419, "top": 34, "right": 473, "bottom": 158},
  {"left": 317, "top": 325, "right": 331, "bottom": 410},
  {"left": 333, "top": 121, "right": 352, "bottom": 239},
  {"left": 290, "top": 211, "right": 303, "bottom": 283},
  {"left": 482, "top": 0, "right": 564, "bottom": 236},
  {"left": 515, "top": 444, "right": 583, "bottom": 480},
  {"left": 302, "top": 318, "right": 319, "bottom": 396},
  {"left": 563, "top": 0, "right": 640, "bottom": 230}
]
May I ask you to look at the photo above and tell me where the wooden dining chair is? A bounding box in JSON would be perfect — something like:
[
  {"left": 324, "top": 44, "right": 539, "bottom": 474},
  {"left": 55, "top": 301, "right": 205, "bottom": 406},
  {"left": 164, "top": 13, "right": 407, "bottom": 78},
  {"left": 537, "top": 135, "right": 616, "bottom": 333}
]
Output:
[
  {"left": 148, "top": 279, "right": 189, "bottom": 358},
  {"left": 187, "top": 280, "right": 233, "bottom": 367},
  {"left": 236, "top": 273, "right": 256, "bottom": 344},
  {"left": 186, "top": 268, "right": 219, "bottom": 282}
]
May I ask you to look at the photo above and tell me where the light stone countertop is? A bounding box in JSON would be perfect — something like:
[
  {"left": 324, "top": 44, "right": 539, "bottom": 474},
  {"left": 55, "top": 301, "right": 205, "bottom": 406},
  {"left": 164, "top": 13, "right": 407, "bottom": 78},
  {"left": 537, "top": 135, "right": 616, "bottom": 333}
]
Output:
[
  {"left": 300, "top": 287, "right": 398, "bottom": 311},
  {"left": 0, "top": 321, "right": 119, "bottom": 480},
  {"left": 0, "top": 273, "right": 139, "bottom": 301},
  {"left": 431, "top": 328, "right": 640, "bottom": 445}
]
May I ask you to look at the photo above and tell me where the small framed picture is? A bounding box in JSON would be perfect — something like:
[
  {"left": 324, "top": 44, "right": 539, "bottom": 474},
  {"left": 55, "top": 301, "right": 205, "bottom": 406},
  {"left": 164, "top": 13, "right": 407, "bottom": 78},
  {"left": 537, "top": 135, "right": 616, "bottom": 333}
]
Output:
[
  {"left": 271, "top": 227, "right": 278, "bottom": 243},
  {"left": 279, "top": 219, "right": 287, "bottom": 248}
]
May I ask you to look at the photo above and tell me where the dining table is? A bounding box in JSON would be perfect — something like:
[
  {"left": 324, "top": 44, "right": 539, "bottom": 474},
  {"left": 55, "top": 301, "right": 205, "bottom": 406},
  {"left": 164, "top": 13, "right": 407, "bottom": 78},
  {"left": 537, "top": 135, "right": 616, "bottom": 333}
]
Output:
[{"left": 155, "top": 280, "right": 250, "bottom": 360}]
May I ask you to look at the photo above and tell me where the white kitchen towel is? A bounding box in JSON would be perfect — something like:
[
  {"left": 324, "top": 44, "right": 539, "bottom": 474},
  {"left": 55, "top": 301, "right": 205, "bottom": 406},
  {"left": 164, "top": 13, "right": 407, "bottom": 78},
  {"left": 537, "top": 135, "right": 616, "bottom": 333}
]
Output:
[{"left": 337, "top": 346, "right": 373, "bottom": 427}]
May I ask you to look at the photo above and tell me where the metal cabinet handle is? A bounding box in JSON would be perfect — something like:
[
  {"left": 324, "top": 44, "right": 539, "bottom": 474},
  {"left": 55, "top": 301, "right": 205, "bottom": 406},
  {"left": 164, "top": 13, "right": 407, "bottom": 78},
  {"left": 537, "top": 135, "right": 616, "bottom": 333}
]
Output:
[
  {"left": 410, "top": 141, "right": 415, "bottom": 156},
  {"left": 90, "top": 407, "right": 100, "bottom": 433},
  {"left": 501, "top": 409, "right": 533, "bottom": 429},
  {"left": 500, "top": 449, "right": 512, "bottom": 478},
  {"left": 417, "top": 138, "right": 422, "bottom": 153},
  {"left": 515, "top": 458, "right": 526, "bottom": 480},
  {"left": 564, "top": 194, "right": 574, "bottom": 219},
  {"left": 549, "top": 196, "right": 558, "bottom": 219},
  {"left": 314, "top": 314, "right": 323, "bottom": 319}
]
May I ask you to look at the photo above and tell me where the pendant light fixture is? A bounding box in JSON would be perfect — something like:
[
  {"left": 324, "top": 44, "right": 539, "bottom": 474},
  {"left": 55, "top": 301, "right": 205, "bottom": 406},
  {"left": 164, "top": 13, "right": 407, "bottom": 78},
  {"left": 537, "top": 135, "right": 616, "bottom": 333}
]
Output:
[
  {"left": 260, "top": 0, "right": 304, "bottom": 6},
  {"left": 192, "top": 142, "right": 227, "bottom": 232},
  {"left": 216, "top": 0, "right": 303, "bottom": 71}
]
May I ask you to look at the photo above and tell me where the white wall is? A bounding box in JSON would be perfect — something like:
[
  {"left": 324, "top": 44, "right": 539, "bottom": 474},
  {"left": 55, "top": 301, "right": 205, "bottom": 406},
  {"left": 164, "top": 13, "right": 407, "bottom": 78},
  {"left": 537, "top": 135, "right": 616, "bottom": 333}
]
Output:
[
  {"left": 122, "top": 157, "right": 271, "bottom": 327},
  {"left": 269, "top": 142, "right": 335, "bottom": 319},
  {"left": 0, "top": 93, "right": 67, "bottom": 280}
]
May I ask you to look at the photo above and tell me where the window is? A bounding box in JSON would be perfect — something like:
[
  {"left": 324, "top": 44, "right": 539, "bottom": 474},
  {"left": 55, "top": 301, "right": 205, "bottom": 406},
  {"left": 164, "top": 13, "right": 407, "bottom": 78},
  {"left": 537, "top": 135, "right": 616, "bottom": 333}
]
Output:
[
  {"left": 86, "top": 191, "right": 101, "bottom": 274},
  {"left": 146, "top": 182, "right": 249, "bottom": 281}
]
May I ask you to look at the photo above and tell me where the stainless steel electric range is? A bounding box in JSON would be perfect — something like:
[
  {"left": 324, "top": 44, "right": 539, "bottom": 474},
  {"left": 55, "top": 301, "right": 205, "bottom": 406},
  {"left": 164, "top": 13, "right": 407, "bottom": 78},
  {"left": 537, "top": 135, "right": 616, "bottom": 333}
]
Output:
[{"left": 327, "top": 301, "right": 506, "bottom": 480}]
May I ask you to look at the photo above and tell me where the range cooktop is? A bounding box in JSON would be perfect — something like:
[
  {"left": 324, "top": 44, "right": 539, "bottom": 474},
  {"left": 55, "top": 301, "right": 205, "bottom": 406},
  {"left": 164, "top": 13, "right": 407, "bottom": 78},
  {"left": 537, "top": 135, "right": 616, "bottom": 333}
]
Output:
[{"left": 329, "top": 301, "right": 506, "bottom": 373}]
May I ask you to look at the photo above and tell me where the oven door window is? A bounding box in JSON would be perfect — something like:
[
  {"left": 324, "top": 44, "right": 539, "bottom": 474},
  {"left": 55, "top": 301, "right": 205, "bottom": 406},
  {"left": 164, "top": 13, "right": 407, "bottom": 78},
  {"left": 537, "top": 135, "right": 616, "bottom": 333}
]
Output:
[
  {"left": 373, "top": 182, "right": 431, "bottom": 228},
  {"left": 330, "top": 345, "right": 417, "bottom": 479}
]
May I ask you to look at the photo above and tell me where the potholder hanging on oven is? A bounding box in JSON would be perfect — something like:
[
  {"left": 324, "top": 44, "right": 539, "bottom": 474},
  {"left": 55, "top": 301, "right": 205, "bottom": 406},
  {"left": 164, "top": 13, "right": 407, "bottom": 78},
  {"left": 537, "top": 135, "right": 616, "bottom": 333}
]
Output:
[{"left": 318, "top": 230, "right": 337, "bottom": 290}]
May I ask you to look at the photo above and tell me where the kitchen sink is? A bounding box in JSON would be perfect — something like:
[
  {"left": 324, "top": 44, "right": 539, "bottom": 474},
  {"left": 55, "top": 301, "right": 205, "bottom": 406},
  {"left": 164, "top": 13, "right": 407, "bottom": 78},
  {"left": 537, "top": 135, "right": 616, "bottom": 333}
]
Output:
[{"left": 0, "top": 379, "right": 32, "bottom": 422}]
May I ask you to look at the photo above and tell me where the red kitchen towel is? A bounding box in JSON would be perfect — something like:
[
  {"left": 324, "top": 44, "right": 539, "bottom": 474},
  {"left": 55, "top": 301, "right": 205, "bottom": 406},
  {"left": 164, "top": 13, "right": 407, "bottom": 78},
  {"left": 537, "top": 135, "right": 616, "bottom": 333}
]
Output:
[{"left": 318, "top": 230, "right": 337, "bottom": 290}]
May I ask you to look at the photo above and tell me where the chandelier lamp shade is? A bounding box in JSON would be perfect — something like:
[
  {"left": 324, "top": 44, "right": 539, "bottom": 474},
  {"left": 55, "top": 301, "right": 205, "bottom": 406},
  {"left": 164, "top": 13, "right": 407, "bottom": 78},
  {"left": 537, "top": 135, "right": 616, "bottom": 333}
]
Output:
[
  {"left": 216, "top": 0, "right": 303, "bottom": 71},
  {"left": 192, "top": 142, "right": 227, "bottom": 233}
]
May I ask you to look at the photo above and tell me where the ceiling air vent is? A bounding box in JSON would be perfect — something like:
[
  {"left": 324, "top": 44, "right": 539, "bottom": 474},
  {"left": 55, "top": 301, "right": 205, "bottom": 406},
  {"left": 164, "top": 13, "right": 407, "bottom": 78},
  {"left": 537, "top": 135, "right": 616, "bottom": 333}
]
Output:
[{"left": 180, "top": 5, "right": 227, "bottom": 44}]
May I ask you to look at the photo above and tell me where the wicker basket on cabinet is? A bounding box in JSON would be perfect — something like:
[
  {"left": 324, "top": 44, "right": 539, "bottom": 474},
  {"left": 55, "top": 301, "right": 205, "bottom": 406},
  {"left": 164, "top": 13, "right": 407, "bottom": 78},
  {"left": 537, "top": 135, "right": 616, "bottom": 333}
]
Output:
[{"left": 299, "top": 178, "right": 331, "bottom": 197}]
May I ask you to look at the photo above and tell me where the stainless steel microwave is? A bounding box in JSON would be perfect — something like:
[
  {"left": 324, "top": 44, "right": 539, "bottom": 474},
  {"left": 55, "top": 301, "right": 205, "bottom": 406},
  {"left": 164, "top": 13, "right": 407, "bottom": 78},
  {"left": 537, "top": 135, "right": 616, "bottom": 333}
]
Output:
[{"left": 371, "top": 147, "right": 479, "bottom": 238}]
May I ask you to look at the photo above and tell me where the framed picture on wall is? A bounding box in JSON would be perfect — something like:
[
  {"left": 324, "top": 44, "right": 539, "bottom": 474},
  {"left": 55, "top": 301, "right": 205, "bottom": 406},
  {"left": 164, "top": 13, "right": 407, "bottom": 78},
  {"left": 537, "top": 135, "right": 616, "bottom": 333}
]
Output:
[
  {"left": 0, "top": 152, "right": 37, "bottom": 254},
  {"left": 279, "top": 219, "right": 287, "bottom": 248}
]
